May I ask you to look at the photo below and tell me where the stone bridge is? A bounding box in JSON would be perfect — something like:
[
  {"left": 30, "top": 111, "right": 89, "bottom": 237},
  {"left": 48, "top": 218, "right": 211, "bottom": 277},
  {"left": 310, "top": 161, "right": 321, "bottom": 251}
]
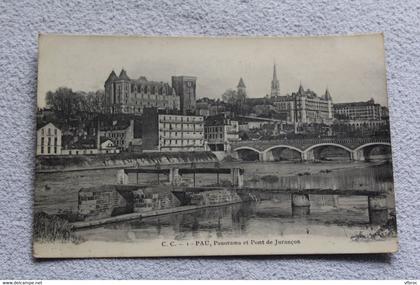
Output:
[{"left": 231, "top": 137, "right": 392, "bottom": 161}]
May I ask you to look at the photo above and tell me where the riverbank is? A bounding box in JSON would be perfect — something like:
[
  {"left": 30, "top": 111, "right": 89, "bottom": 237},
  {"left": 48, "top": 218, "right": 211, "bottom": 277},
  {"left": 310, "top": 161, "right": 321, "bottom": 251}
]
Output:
[
  {"left": 36, "top": 151, "right": 218, "bottom": 173},
  {"left": 71, "top": 200, "right": 242, "bottom": 229}
]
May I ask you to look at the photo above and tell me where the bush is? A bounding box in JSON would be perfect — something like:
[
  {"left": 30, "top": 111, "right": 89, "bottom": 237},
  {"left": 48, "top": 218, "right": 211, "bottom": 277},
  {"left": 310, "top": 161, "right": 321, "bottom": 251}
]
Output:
[{"left": 33, "top": 212, "right": 81, "bottom": 243}]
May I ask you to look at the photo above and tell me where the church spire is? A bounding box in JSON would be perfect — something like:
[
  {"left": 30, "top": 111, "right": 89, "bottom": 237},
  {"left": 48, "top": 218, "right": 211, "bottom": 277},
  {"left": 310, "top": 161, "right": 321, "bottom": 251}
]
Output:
[
  {"left": 324, "top": 87, "right": 332, "bottom": 100},
  {"left": 273, "top": 63, "right": 278, "bottom": 81},
  {"left": 237, "top": 77, "right": 247, "bottom": 99},
  {"left": 237, "top": 77, "right": 246, "bottom": 88},
  {"left": 298, "top": 81, "right": 304, "bottom": 95},
  {"left": 270, "top": 63, "right": 280, "bottom": 97}
]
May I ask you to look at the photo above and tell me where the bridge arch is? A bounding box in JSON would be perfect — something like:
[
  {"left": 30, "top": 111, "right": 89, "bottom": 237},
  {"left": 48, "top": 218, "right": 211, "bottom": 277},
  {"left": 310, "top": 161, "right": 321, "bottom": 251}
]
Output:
[
  {"left": 353, "top": 142, "right": 392, "bottom": 161},
  {"left": 264, "top": 145, "right": 304, "bottom": 154},
  {"left": 263, "top": 145, "right": 304, "bottom": 161},
  {"left": 303, "top": 143, "right": 353, "bottom": 161},
  {"left": 304, "top": 143, "right": 353, "bottom": 154},
  {"left": 233, "top": 146, "right": 262, "bottom": 161},
  {"left": 233, "top": 146, "right": 262, "bottom": 153},
  {"left": 354, "top": 142, "right": 391, "bottom": 152}
]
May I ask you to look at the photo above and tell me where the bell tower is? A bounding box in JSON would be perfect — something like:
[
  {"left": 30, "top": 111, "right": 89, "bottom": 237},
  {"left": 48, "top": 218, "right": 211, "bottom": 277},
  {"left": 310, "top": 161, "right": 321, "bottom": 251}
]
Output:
[{"left": 171, "top": 76, "right": 197, "bottom": 115}]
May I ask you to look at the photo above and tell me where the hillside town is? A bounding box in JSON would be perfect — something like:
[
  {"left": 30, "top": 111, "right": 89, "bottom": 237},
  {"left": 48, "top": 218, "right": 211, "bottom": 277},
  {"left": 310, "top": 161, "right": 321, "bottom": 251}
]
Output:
[{"left": 36, "top": 64, "right": 390, "bottom": 157}]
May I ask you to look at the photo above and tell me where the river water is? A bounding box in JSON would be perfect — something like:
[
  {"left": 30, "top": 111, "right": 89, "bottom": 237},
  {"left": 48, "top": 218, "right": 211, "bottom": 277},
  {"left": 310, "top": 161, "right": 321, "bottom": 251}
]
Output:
[{"left": 35, "top": 159, "right": 395, "bottom": 242}]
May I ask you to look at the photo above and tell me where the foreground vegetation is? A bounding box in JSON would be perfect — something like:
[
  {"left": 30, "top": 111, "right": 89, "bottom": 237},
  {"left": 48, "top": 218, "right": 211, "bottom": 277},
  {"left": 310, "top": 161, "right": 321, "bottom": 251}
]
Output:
[{"left": 33, "top": 212, "right": 81, "bottom": 243}]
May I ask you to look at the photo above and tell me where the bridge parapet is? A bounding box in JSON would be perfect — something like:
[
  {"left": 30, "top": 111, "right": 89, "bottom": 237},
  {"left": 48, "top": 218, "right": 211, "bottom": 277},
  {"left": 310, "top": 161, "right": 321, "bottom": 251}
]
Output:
[
  {"left": 231, "top": 137, "right": 390, "bottom": 152},
  {"left": 231, "top": 137, "right": 391, "bottom": 162}
]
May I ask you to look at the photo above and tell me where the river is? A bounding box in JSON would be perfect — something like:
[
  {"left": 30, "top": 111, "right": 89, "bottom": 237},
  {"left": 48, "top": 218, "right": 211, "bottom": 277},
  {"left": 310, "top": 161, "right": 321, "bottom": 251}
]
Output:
[{"left": 35, "top": 159, "right": 396, "bottom": 242}]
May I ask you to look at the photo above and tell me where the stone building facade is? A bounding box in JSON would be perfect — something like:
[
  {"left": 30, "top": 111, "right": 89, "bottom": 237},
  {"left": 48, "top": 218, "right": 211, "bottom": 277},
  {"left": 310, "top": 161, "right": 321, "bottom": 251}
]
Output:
[
  {"left": 333, "top": 99, "right": 383, "bottom": 121},
  {"left": 204, "top": 114, "right": 240, "bottom": 151},
  {"left": 272, "top": 84, "right": 333, "bottom": 124},
  {"left": 99, "top": 119, "right": 135, "bottom": 150},
  {"left": 171, "top": 76, "right": 197, "bottom": 115},
  {"left": 104, "top": 69, "right": 180, "bottom": 115},
  {"left": 142, "top": 108, "right": 205, "bottom": 152},
  {"left": 36, "top": 122, "right": 62, "bottom": 155}
]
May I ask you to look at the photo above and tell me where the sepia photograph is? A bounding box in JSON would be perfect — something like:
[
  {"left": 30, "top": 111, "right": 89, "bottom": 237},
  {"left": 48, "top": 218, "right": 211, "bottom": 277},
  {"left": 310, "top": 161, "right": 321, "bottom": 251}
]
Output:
[{"left": 33, "top": 34, "right": 398, "bottom": 257}]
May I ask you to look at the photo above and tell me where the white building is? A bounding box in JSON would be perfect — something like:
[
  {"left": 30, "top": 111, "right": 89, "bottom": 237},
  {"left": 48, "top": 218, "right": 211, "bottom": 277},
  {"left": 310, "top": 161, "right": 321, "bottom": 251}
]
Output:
[
  {"left": 99, "top": 120, "right": 134, "bottom": 150},
  {"left": 142, "top": 108, "right": 205, "bottom": 152},
  {"left": 158, "top": 114, "right": 205, "bottom": 152},
  {"left": 334, "top": 99, "right": 383, "bottom": 121},
  {"left": 204, "top": 115, "right": 240, "bottom": 151},
  {"left": 36, "top": 122, "right": 62, "bottom": 156}
]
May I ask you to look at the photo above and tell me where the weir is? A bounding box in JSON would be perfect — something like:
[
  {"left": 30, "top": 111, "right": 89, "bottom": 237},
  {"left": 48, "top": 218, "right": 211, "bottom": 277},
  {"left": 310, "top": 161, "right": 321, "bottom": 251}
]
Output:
[
  {"left": 236, "top": 188, "right": 388, "bottom": 224},
  {"left": 118, "top": 166, "right": 245, "bottom": 188},
  {"left": 73, "top": 166, "right": 391, "bottom": 228}
]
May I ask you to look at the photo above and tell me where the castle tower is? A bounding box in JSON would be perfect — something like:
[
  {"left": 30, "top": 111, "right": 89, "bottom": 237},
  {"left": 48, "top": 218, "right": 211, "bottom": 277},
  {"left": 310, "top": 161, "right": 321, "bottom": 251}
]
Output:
[
  {"left": 171, "top": 76, "right": 197, "bottom": 115},
  {"left": 104, "top": 70, "right": 118, "bottom": 113},
  {"left": 270, "top": 64, "right": 280, "bottom": 97},
  {"left": 113, "top": 69, "right": 131, "bottom": 113}
]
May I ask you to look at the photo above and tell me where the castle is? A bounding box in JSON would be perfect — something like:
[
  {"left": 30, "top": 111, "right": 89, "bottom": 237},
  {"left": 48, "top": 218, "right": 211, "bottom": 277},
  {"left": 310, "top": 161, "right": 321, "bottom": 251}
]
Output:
[{"left": 104, "top": 69, "right": 197, "bottom": 115}]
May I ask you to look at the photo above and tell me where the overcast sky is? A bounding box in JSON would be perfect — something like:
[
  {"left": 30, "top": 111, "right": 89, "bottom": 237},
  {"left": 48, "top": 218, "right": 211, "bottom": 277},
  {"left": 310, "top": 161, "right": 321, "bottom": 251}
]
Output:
[{"left": 37, "top": 34, "right": 389, "bottom": 108}]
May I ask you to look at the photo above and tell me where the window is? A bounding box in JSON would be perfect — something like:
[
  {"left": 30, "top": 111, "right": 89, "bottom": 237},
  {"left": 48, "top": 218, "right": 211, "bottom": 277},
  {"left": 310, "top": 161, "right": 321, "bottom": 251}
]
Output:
[
  {"left": 54, "top": 129, "right": 57, "bottom": 135},
  {"left": 47, "top": 147, "right": 50, "bottom": 154},
  {"left": 41, "top": 146, "right": 44, "bottom": 154},
  {"left": 54, "top": 137, "right": 57, "bottom": 146},
  {"left": 54, "top": 147, "right": 57, "bottom": 154}
]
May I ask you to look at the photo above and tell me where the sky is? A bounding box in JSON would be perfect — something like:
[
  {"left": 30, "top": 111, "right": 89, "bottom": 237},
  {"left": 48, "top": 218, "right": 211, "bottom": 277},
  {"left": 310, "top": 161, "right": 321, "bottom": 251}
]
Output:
[{"left": 37, "top": 34, "right": 389, "bottom": 108}]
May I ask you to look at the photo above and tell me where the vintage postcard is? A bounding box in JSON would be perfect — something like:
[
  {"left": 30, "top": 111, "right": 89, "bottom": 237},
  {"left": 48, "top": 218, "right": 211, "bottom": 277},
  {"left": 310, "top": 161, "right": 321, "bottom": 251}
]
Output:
[{"left": 34, "top": 34, "right": 398, "bottom": 257}]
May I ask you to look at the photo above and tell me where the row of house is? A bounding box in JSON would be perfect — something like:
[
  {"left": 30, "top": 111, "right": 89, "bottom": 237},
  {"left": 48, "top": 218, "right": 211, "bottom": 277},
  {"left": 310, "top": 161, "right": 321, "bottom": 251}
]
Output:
[
  {"left": 141, "top": 108, "right": 240, "bottom": 152},
  {"left": 36, "top": 110, "right": 240, "bottom": 156},
  {"left": 36, "top": 122, "right": 125, "bottom": 156}
]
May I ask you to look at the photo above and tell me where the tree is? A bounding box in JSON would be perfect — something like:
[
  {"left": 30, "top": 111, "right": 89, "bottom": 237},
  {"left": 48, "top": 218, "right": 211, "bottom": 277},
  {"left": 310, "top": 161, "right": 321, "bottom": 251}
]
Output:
[
  {"left": 79, "top": 90, "right": 106, "bottom": 114},
  {"left": 46, "top": 87, "right": 83, "bottom": 125},
  {"left": 45, "top": 87, "right": 106, "bottom": 127},
  {"left": 221, "top": 89, "right": 238, "bottom": 105},
  {"left": 221, "top": 89, "right": 248, "bottom": 115}
]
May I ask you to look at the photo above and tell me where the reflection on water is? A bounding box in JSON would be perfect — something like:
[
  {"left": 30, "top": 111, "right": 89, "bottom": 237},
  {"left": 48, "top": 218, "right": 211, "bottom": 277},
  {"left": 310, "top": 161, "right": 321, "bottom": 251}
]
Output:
[
  {"left": 35, "top": 161, "right": 395, "bottom": 242},
  {"left": 75, "top": 191, "right": 381, "bottom": 242},
  {"left": 244, "top": 163, "right": 394, "bottom": 192}
]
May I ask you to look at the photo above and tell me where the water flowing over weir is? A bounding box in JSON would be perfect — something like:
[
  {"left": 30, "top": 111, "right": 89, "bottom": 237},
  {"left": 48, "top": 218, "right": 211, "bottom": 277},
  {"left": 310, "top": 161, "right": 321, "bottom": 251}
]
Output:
[{"left": 69, "top": 161, "right": 393, "bottom": 229}]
